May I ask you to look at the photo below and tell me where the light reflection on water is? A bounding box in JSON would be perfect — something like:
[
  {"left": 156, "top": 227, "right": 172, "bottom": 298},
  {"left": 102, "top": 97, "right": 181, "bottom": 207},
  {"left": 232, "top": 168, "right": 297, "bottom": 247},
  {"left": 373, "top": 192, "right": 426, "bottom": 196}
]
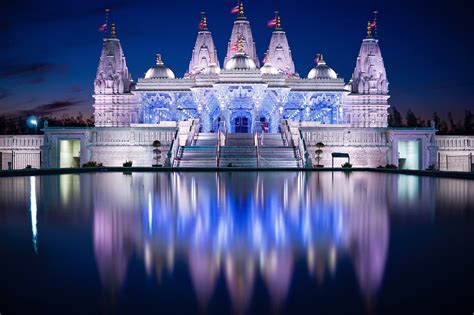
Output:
[{"left": 1, "top": 171, "right": 473, "bottom": 314}]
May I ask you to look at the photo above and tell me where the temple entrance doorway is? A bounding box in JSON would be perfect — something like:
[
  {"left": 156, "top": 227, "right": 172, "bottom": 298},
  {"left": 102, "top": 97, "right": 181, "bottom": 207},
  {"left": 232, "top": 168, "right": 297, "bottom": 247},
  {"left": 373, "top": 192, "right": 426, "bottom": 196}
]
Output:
[
  {"left": 398, "top": 140, "right": 421, "bottom": 170},
  {"left": 59, "top": 140, "right": 81, "bottom": 168},
  {"left": 234, "top": 116, "right": 249, "bottom": 133},
  {"left": 231, "top": 111, "right": 252, "bottom": 133}
]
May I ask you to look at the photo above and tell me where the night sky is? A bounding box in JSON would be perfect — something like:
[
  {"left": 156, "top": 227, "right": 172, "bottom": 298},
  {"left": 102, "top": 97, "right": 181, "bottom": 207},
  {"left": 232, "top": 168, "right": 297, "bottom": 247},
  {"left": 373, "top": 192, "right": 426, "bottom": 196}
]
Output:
[{"left": 1, "top": 0, "right": 473, "bottom": 119}]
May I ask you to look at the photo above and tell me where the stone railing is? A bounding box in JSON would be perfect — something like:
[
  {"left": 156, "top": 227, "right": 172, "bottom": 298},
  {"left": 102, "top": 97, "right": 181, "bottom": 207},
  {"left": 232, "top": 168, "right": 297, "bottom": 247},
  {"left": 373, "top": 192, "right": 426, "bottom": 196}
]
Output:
[
  {"left": 0, "top": 136, "right": 43, "bottom": 170},
  {"left": 0, "top": 135, "right": 44, "bottom": 150},
  {"left": 436, "top": 136, "right": 474, "bottom": 151},
  {"left": 89, "top": 128, "right": 177, "bottom": 146},
  {"left": 300, "top": 128, "right": 388, "bottom": 147}
]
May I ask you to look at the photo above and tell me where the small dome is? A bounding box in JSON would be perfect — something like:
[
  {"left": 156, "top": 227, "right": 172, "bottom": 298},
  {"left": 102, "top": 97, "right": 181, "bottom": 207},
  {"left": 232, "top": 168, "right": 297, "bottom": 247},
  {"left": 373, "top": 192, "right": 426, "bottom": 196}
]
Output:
[
  {"left": 225, "top": 52, "right": 257, "bottom": 70},
  {"left": 145, "top": 54, "right": 175, "bottom": 79},
  {"left": 260, "top": 62, "right": 279, "bottom": 75},
  {"left": 203, "top": 63, "right": 221, "bottom": 75},
  {"left": 307, "top": 54, "right": 337, "bottom": 80}
]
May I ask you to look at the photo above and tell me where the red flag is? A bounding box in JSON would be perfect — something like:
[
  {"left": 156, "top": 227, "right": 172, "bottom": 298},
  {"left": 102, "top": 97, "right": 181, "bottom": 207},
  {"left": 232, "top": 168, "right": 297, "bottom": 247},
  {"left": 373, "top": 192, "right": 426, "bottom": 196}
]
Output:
[
  {"left": 98, "top": 24, "right": 107, "bottom": 32},
  {"left": 198, "top": 22, "right": 204, "bottom": 30},
  {"left": 370, "top": 21, "right": 377, "bottom": 29},
  {"left": 231, "top": 5, "right": 239, "bottom": 14},
  {"left": 267, "top": 18, "right": 277, "bottom": 28},
  {"left": 232, "top": 41, "right": 239, "bottom": 51}
]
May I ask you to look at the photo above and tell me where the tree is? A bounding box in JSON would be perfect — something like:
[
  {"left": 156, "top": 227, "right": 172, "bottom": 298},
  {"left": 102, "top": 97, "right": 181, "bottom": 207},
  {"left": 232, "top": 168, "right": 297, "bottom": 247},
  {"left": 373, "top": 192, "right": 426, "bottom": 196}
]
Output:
[
  {"left": 388, "top": 106, "right": 403, "bottom": 127},
  {"left": 406, "top": 109, "right": 419, "bottom": 128},
  {"left": 152, "top": 140, "right": 162, "bottom": 166},
  {"left": 463, "top": 110, "right": 474, "bottom": 135},
  {"left": 447, "top": 112, "right": 456, "bottom": 134},
  {"left": 314, "top": 142, "right": 325, "bottom": 167}
]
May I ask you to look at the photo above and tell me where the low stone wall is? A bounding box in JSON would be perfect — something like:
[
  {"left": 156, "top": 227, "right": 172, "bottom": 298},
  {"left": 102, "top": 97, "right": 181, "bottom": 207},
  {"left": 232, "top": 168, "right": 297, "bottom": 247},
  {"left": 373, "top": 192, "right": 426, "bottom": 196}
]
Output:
[
  {"left": 436, "top": 136, "right": 474, "bottom": 172},
  {"left": 0, "top": 135, "right": 43, "bottom": 170},
  {"left": 42, "top": 126, "right": 180, "bottom": 168},
  {"left": 298, "top": 127, "right": 389, "bottom": 167},
  {"left": 293, "top": 123, "right": 438, "bottom": 169}
]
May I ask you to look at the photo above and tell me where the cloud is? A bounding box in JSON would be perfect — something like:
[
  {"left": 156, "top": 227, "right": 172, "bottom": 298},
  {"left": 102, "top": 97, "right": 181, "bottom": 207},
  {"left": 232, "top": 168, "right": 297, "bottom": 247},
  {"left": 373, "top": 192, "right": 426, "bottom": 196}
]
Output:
[
  {"left": 0, "top": 62, "right": 65, "bottom": 79},
  {"left": 0, "top": 88, "right": 8, "bottom": 100},
  {"left": 19, "top": 99, "right": 86, "bottom": 116}
]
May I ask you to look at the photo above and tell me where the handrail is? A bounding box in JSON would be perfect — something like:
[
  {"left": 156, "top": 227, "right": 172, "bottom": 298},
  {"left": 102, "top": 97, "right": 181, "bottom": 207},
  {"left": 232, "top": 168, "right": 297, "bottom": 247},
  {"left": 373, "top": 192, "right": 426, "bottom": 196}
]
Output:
[
  {"left": 281, "top": 120, "right": 291, "bottom": 147},
  {"left": 217, "top": 129, "right": 221, "bottom": 167},
  {"left": 185, "top": 119, "right": 198, "bottom": 146},
  {"left": 298, "top": 129, "right": 311, "bottom": 168},
  {"left": 165, "top": 129, "right": 180, "bottom": 167},
  {"left": 255, "top": 128, "right": 260, "bottom": 168}
]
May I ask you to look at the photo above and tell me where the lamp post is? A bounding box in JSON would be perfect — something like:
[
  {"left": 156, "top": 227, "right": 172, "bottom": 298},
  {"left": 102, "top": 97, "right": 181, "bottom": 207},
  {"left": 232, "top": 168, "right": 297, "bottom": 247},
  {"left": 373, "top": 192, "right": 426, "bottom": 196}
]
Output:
[
  {"left": 31, "top": 119, "right": 38, "bottom": 135},
  {"left": 27, "top": 116, "right": 39, "bottom": 135}
]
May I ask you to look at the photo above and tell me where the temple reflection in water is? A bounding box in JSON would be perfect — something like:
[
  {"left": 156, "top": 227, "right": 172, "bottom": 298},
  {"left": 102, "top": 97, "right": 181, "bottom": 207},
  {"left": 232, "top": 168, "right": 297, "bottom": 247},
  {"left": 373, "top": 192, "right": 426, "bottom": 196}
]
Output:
[
  {"left": 1, "top": 172, "right": 473, "bottom": 314},
  {"left": 89, "top": 172, "right": 394, "bottom": 312}
]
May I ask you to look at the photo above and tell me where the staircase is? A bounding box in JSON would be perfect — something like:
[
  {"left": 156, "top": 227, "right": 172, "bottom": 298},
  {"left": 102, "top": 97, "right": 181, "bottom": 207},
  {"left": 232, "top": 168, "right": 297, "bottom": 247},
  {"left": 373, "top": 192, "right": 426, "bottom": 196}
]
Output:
[
  {"left": 175, "top": 133, "right": 218, "bottom": 167},
  {"left": 219, "top": 134, "right": 257, "bottom": 167},
  {"left": 175, "top": 131, "right": 301, "bottom": 168},
  {"left": 259, "top": 133, "right": 301, "bottom": 168}
]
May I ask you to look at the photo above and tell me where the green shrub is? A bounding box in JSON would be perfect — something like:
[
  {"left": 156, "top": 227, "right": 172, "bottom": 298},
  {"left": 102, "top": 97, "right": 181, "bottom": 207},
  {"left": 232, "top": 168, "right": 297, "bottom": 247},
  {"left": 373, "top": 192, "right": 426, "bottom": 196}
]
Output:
[
  {"left": 426, "top": 164, "right": 437, "bottom": 171},
  {"left": 123, "top": 160, "right": 133, "bottom": 167},
  {"left": 341, "top": 162, "right": 353, "bottom": 168},
  {"left": 82, "top": 161, "right": 98, "bottom": 168},
  {"left": 385, "top": 164, "right": 398, "bottom": 169}
]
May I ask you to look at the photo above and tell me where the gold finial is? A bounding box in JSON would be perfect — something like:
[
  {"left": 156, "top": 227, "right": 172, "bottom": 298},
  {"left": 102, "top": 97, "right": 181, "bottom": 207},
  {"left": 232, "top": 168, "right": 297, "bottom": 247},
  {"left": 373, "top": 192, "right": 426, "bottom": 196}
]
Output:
[
  {"left": 239, "top": 1, "right": 244, "bottom": 17},
  {"left": 237, "top": 36, "right": 245, "bottom": 53},
  {"left": 156, "top": 54, "right": 163, "bottom": 65},
  {"left": 200, "top": 12, "right": 208, "bottom": 31},
  {"left": 367, "top": 21, "right": 372, "bottom": 38},
  {"left": 275, "top": 11, "right": 282, "bottom": 30},
  {"left": 110, "top": 22, "right": 116, "bottom": 38}
]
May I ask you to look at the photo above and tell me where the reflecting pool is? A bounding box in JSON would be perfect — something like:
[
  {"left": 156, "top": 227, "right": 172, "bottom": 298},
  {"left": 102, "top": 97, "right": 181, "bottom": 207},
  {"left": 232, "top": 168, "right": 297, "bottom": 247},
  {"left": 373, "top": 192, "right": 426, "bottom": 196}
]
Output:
[{"left": 0, "top": 172, "right": 473, "bottom": 314}]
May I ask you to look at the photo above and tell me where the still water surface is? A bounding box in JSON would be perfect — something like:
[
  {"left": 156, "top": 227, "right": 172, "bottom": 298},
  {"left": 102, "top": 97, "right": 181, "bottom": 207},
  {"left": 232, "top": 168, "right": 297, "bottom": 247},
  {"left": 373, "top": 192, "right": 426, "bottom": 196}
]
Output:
[{"left": 0, "top": 172, "right": 473, "bottom": 314}]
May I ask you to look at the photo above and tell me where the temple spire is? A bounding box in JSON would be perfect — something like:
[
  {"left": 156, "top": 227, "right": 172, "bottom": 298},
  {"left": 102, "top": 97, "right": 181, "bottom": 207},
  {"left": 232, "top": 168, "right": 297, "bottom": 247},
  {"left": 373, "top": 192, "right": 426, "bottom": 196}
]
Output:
[
  {"left": 187, "top": 12, "right": 220, "bottom": 75},
  {"left": 224, "top": 0, "right": 259, "bottom": 67},
  {"left": 367, "top": 21, "right": 372, "bottom": 38},
  {"left": 263, "top": 11, "right": 295, "bottom": 74}
]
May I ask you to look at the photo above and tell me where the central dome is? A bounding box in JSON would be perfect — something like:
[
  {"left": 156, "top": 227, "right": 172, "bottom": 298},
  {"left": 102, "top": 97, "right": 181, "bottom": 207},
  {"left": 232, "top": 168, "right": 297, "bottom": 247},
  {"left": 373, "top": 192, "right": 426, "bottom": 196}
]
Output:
[
  {"left": 225, "top": 52, "right": 257, "bottom": 70},
  {"left": 308, "top": 54, "right": 337, "bottom": 80},
  {"left": 145, "top": 54, "right": 175, "bottom": 79}
]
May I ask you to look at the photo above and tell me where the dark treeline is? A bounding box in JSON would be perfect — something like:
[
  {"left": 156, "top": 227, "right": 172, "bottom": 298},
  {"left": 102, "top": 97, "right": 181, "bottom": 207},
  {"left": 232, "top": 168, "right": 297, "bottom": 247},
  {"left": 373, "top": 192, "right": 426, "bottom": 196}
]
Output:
[
  {"left": 0, "top": 114, "right": 94, "bottom": 135},
  {"left": 1, "top": 109, "right": 473, "bottom": 135},
  {"left": 388, "top": 107, "right": 474, "bottom": 135}
]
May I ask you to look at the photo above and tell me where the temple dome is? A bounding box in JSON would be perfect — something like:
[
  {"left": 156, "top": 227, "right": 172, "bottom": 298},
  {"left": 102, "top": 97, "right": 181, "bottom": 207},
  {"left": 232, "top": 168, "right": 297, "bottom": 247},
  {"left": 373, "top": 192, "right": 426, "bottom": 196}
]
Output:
[
  {"left": 145, "top": 54, "right": 175, "bottom": 79},
  {"left": 260, "top": 63, "right": 279, "bottom": 75},
  {"left": 307, "top": 54, "right": 337, "bottom": 80},
  {"left": 225, "top": 51, "right": 257, "bottom": 70},
  {"left": 203, "top": 63, "right": 221, "bottom": 75}
]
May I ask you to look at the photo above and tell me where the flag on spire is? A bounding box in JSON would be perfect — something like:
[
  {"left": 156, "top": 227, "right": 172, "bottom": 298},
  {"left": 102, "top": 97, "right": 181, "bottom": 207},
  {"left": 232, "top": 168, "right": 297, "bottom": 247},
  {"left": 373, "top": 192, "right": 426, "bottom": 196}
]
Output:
[
  {"left": 267, "top": 18, "right": 277, "bottom": 28},
  {"left": 231, "top": 5, "right": 239, "bottom": 14},
  {"left": 98, "top": 8, "right": 109, "bottom": 32}
]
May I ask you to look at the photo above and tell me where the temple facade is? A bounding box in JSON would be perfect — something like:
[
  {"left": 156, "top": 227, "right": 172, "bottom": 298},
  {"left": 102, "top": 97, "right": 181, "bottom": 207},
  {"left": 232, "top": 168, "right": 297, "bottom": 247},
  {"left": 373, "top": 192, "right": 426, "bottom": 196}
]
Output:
[{"left": 93, "top": 6, "right": 389, "bottom": 132}]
